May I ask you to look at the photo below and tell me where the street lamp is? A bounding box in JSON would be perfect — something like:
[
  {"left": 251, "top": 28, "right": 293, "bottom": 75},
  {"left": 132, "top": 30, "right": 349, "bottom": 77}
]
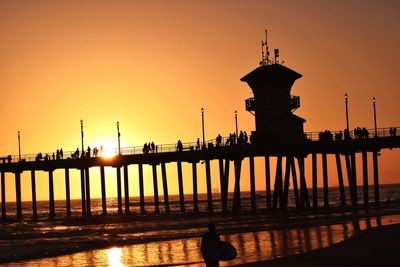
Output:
[
  {"left": 17, "top": 130, "right": 21, "bottom": 161},
  {"left": 80, "top": 119, "right": 84, "bottom": 154},
  {"left": 345, "top": 93, "right": 349, "bottom": 132},
  {"left": 235, "top": 110, "right": 238, "bottom": 139},
  {"left": 117, "top": 121, "right": 121, "bottom": 155},
  {"left": 373, "top": 97, "right": 377, "bottom": 137},
  {"left": 201, "top": 107, "right": 205, "bottom": 148}
]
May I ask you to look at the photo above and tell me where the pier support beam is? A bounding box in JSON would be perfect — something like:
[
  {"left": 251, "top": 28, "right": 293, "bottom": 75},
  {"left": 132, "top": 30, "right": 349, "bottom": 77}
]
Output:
[
  {"left": 362, "top": 151, "right": 369, "bottom": 209},
  {"left": 123, "top": 165, "right": 130, "bottom": 214},
  {"left": 65, "top": 168, "right": 71, "bottom": 217},
  {"left": 290, "top": 157, "right": 300, "bottom": 209},
  {"left": 272, "top": 156, "right": 284, "bottom": 211},
  {"left": 335, "top": 154, "right": 346, "bottom": 207},
  {"left": 249, "top": 156, "right": 256, "bottom": 212},
  {"left": 232, "top": 160, "right": 242, "bottom": 212},
  {"left": 161, "top": 163, "right": 170, "bottom": 214},
  {"left": 322, "top": 153, "right": 329, "bottom": 209},
  {"left": 223, "top": 159, "right": 230, "bottom": 212},
  {"left": 312, "top": 153, "right": 318, "bottom": 209},
  {"left": 219, "top": 159, "right": 227, "bottom": 213},
  {"left": 152, "top": 164, "right": 160, "bottom": 214},
  {"left": 344, "top": 154, "right": 354, "bottom": 207},
  {"left": 100, "top": 166, "right": 107, "bottom": 215},
  {"left": 350, "top": 153, "right": 358, "bottom": 209},
  {"left": 298, "top": 157, "right": 310, "bottom": 209},
  {"left": 80, "top": 169, "right": 86, "bottom": 216},
  {"left": 31, "top": 170, "right": 37, "bottom": 220},
  {"left": 265, "top": 156, "right": 271, "bottom": 210},
  {"left": 15, "top": 172, "right": 22, "bottom": 220},
  {"left": 283, "top": 157, "right": 291, "bottom": 209},
  {"left": 177, "top": 161, "right": 185, "bottom": 213},
  {"left": 205, "top": 159, "right": 213, "bottom": 213},
  {"left": 373, "top": 151, "right": 380, "bottom": 209},
  {"left": 1, "top": 171, "right": 6, "bottom": 220},
  {"left": 138, "top": 164, "right": 145, "bottom": 214},
  {"left": 116, "top": 167, "right": 122, "bottom": 215},
  {"left": 49, "top": 170, "right": 55, "bottom": 219},
  {"left": 191, "top": 162, "right": 198, "bottom": 213},
  {"left": 85, "top": 168, "right": 91, "bottom": 216}
]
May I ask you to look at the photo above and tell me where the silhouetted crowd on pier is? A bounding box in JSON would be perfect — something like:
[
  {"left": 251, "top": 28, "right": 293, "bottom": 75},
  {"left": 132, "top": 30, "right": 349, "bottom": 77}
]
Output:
[
  {"left": 143, "top": 142, "right": 158, "bottom": 154},
  {"left": 390, "top": 127, "right": 397, "bottom": 136}
]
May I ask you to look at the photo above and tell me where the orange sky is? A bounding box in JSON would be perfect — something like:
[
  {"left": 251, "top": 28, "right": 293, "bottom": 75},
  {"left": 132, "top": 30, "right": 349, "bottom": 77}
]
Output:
[{"left": 0, "top": 0, "right": 399, "bottom": 201}]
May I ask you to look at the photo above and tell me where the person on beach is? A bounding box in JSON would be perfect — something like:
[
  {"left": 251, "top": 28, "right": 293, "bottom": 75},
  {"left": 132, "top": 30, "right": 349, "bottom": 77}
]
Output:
[{"left": 201, "top": 223, "right": 221, "bottom": 267}]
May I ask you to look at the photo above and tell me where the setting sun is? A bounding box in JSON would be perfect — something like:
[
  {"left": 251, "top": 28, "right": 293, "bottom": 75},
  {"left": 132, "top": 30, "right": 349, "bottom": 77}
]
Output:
[{"left": 98, "top": 140, "right": 117, "bottom": 159}]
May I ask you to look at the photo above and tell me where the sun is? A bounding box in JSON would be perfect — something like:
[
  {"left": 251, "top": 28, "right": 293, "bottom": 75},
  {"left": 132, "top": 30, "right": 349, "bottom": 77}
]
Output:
[{"left": 97, "top": 139, "right": 117, "bottom": 159}]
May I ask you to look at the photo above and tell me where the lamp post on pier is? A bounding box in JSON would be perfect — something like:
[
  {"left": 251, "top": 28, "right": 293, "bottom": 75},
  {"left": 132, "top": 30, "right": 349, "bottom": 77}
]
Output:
[
  {"left": 17, "top": 130, "right": 21, "bottom": 161},
  {"left": 235, "top": 110, "right": 238, "bottom": 139},
  {"left": 373, "top": 97, "right": 377, "bottom": 137},
  {"left": 80, "top": 119, "right": 84, "bottom": 154},
  {"left": 201, "top": 107, "right": 205, "bottom": 149},
  {"left": 117, "top": 121, "right": 121, "bottom": 155}
]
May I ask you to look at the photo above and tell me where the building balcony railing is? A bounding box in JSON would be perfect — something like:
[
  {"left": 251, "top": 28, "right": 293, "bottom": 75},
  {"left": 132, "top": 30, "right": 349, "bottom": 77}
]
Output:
[
  {"left": 291, "top": 95, "right": 300, "bottom": 112},
  {"left": 245, "top": 97, "right": 255, "bottom": 112}
]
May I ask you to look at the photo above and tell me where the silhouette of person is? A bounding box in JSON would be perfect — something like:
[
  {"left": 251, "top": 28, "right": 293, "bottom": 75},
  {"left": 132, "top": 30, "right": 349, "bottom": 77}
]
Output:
[
  {"left": 201, "top": 223, "right": 221, "bottom": 267},
  {"left": 60, "top": 148, "right": 63, "bottom": 159}
]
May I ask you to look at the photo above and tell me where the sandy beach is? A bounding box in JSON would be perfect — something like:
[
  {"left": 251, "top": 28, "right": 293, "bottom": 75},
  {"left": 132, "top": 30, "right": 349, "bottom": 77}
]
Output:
[{"left": 235, "top": 223, "right": 400, "bottom": 267}]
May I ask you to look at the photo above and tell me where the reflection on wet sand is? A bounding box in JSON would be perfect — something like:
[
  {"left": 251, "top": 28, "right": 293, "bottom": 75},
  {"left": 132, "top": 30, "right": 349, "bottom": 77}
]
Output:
[{"left": 8, "top": 216, "right": 398, "bottom": 267}]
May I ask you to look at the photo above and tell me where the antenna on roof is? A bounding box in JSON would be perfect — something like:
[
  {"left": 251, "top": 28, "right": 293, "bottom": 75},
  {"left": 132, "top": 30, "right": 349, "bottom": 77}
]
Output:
[
  {"left": 260, "top": 30, "right": 270, "bottom": 66},
  {"left": 265, "top": 30, "right": 270, "bottom": 65},
  {"left": 274, "top": 48, "right": 279, "bottom": 64}
]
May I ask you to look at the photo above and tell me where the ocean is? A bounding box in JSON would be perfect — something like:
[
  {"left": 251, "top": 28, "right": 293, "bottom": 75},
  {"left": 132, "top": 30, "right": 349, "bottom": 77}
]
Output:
[
  {"left": 3, "top": 184, "right": 400, "bottom": 219},
  {"left": 1, "top": 184, "right": 400, "bottom": 266}
]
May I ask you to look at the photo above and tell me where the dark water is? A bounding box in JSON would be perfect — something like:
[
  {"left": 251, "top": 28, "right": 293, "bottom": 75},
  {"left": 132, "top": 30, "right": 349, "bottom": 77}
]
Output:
[
  {"left": 2, "top": 184, "right": 400, "bottom": 266},
  {"left": 3, "top": 184, "right": 400, "bottom": 219},
  {"left": 6, "top": 215, "right": 400, "bottom": 267}
]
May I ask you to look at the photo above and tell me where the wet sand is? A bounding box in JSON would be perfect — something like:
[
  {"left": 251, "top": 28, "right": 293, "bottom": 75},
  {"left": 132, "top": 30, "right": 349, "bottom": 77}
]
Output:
[
  {"left": 235, "top": 223, "right": 400, "bottom": 267},
  {"left": 1, "top": 206, "right": 399, "bottom": 265}
]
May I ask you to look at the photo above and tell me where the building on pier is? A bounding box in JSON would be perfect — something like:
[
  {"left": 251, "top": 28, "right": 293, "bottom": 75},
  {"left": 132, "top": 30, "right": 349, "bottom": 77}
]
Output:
[{"left": 242, "top": 38, "right": 305, "bottom": 145}]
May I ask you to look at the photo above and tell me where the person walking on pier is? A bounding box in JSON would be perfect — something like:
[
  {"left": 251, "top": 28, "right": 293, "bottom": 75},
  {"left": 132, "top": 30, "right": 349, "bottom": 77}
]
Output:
[{"left": 201, "top": 223, "right": 221, "bottom": 267}]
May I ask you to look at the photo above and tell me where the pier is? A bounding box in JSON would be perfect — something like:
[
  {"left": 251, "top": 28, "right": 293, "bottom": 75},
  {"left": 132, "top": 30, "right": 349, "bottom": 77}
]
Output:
[{"left": 1, "top": 40, "right": 399, "bottom": 221}]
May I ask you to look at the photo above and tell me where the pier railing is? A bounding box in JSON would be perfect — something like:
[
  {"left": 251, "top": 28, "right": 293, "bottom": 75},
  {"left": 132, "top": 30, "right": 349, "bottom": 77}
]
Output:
[{"left": 1, "top": 127, "right": 398, "bottom": 164}]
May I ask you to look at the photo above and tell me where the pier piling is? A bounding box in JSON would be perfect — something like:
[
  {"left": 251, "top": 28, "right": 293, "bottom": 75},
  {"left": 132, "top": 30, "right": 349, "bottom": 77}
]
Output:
[
  {"left": 85, "top": 168, "right": 91, "bottom": 216},
  {"left": 249, "top": 156, "right": 256, "bottom": 212},
  {"left": 138, "top": 164, "right": 145, "bottom": 214},
  {"left": 161, "top": 162, "right": 170, "bottom": 214},
  {"left": 31, "top": 170, "right": 37, "bottom": 220},
  {"left": 177, "top": 161, "right": 185, "bottom": 213},
  {"left": 49, "top": 170, "right": 55, "bottom": 218},
  {"left": 15, "top": 172, "right": 22, "bottom": 219},
  {"left": 205, "top": 159, "right": 213, "bottom": 213},
  {"left": 100, "top": 166, "right": 106, "bottom": 215},
  {"left": 335, "top": 154, "right": 346, "bottom": 207},
  {"left": 123, "top": 165, "right": 130, "bottom": 214},
  {"left": 191, "top": 162, "right": 198, "bottom": 213},
  {"left": 322, "top": 153, "right": 329, "bottom": 209},
  {"left": 312, "top": 153, "right": 318, "bottom": 209},
  {"left": 290, "top": 157, "right": 300, "bottom": 209},
  {"left": 1, "top": 171, "right": 5, "bottom": 220},
  {"left": 80, "top": 169, "right": 86, "bottom": 216},
  {"left": 116, "top": 167, "right": 122, "bottom": 215},
  {"left": 265, "top": 156, "right": 271, "bottom": 209},
  {"left": 362, "top": 151, "right": 369, "bottom": 209},
  {"left": 373, "top": 151, "right": 380, "bottom": 209},
  {"left": 232, "top": 159, "right": 242, "bottom": 212},
  {"left": 65, "top": 168, "right": 71, "bottom": 217},
  {"left": 152, "top": 164, "right": 160, "bottom": 214}
]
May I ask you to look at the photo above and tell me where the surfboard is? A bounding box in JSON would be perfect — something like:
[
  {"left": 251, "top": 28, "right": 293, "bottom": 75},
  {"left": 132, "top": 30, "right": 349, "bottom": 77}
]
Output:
[{"left": 219, "top": 241, "right": 237, "bottom": 261}]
